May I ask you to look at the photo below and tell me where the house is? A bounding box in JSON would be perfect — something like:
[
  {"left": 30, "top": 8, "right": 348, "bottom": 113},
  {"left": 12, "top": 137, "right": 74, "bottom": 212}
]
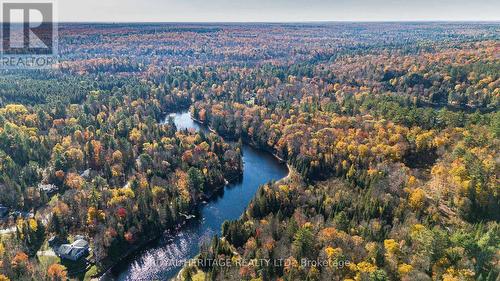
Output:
[
  {"left": 38, "top": 183, "right": 58, "bottom": 195},
  {"left": 80, "top": 169, "right": 91, "bottom": 179},
  {"left": 57, "top": 236, "right": 89, "bottom": 261},
  {"left": 11, "top": 211, "right": 34, "bottom": 219}
]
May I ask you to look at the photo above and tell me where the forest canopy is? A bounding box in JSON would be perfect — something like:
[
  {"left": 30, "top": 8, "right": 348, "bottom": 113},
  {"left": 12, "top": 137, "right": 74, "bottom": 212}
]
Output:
[{"left": 0, "top": 22, "right": 498, "bottom": 281}]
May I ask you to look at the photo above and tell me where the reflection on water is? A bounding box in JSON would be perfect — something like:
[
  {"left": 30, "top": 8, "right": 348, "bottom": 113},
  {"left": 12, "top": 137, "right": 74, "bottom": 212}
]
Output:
[
  {"left": 109, "top": 111, "right": 288, "bottom": 281},
  {"left": 167, "top": 112, "right": 205, "bottom": 132}
]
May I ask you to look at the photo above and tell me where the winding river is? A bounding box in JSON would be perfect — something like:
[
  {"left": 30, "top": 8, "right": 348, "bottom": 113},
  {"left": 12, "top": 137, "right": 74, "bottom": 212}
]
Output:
[{"left": 108, "top": 111, "right": 288, "bottom": 281}]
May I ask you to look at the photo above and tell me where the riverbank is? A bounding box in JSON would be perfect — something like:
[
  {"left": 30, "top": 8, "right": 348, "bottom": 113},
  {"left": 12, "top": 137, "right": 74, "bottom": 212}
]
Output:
[
  {"left": 191, "top": 116, "right": 287, "bottom": 164},
  {"left": 102, "top": 111, "right": 288, "bottom": 281},
  {"left": 95, "top": 113, "right": 243, "bottom": 280},
  {"left": 97, "top": 215, "right": 189, "bottom": 279},
  {"left": 96, "top": 168, "right": 245, "bottom": 280},
  {"left": 173, "top": 163, "right": 297, "bottom": 281}
]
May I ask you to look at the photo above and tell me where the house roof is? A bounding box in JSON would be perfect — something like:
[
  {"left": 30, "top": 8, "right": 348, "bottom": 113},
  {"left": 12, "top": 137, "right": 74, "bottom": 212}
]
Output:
[
  {"left": 72, "top": 239, "right": 88, "bottom": 248},
  {"left": 38, "top": 184, "right": 58, "bottom": 192},
  {"left": 74, "top": 235, "right": 85, "bottom": 240},
  {"left": 58, "top": 244, "right": 73, "bottom": 255},
  {"left": 69, "top": 247, "right": 85, "bottom": 257},
  {"left": 57, "top": 237, "right": 89, "bottom": 259},
  {"left": 80, "top": 169, "right": 91, "bottom": 178}
]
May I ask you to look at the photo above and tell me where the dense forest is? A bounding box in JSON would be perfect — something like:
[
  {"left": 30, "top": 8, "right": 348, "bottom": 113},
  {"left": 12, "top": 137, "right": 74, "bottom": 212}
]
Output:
[{"left": 0, "top": 23, "right": 498, "bottom": 281}]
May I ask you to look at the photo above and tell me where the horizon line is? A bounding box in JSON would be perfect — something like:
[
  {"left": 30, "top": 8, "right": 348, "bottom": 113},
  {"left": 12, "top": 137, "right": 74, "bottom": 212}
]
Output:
[{"left": 4, "top": 20, "right": 500, "bottom": 24}]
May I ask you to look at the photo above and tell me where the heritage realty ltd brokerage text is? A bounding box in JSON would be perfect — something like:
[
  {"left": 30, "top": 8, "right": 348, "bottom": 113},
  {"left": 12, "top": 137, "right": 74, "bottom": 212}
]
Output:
[{"left": 165, "top": 258, "right": 351, "bottom": 268}]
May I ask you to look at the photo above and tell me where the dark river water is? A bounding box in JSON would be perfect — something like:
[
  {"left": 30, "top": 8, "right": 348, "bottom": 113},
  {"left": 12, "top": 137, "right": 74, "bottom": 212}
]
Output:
[{"left": 108, "top": 111, "right": 288, "bottom": 281}]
